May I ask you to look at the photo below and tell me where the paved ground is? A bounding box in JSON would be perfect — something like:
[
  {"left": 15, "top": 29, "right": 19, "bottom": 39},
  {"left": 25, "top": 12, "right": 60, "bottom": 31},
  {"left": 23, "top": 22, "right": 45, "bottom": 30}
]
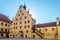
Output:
[{"left": 0, "top": 38, "right": 55, "bottom": 40}]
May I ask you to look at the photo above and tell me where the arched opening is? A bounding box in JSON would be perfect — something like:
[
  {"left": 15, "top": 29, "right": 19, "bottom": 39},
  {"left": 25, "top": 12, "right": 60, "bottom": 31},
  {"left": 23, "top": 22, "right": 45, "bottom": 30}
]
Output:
[
  {"left": 6, "top": 34, "right": 9, "bottom": 38},
  {"left": 18, "top": 31, "right": 23, "bottom": 38}
]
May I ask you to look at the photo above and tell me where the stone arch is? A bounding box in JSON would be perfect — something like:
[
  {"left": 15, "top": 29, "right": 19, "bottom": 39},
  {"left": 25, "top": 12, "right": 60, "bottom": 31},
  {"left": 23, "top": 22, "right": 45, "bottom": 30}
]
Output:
[{"left": 18, "top": 31, "right": 24, "bottom": 38}]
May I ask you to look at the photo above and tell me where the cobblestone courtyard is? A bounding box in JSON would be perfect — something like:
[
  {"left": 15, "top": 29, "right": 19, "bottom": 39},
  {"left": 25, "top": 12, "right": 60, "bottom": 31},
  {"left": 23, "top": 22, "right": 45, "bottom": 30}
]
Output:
[{"left": 0, "top": 38, "right": 57, "bottom": 40}]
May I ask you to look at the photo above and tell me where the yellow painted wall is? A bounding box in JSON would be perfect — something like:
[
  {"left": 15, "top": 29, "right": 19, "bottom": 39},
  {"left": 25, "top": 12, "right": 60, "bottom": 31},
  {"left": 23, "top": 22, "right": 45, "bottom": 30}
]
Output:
[
  {"left": 9, "top": 6, "right": 33, "bottom": 38},
  {"left": 32, "top": 26, "right": 60, "bottom": 39},
  {"left": 0, "top": 21, "right": 10, "bottom": 38}
]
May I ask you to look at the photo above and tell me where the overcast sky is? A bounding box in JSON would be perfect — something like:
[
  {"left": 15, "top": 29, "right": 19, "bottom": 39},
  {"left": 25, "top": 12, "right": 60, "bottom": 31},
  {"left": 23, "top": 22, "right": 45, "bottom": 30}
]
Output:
[{"left": 0, "top": 0, "right": 60, "bottom": 24}]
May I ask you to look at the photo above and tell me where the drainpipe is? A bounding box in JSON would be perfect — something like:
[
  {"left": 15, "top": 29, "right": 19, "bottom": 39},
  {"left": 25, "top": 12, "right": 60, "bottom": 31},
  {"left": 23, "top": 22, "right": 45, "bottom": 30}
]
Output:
[{"left": 43, "top": 27, "right": 44, "bottom": 38}]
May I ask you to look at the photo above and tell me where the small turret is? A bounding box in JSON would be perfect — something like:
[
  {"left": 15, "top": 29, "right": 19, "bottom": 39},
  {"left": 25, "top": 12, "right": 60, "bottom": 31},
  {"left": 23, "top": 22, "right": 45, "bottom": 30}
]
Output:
[{"left": 27, "top": 9, "right": 29, "bottom": 13}]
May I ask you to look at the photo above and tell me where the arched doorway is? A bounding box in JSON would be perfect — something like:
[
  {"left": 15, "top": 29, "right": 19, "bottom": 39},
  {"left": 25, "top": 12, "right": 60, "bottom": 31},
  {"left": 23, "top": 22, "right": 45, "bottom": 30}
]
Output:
[
  {"left": 6, "top": 34, "right": 9, "bottom": 38},
  {"left": 18, "top": 31, "right": 23, "bottom": 38}
]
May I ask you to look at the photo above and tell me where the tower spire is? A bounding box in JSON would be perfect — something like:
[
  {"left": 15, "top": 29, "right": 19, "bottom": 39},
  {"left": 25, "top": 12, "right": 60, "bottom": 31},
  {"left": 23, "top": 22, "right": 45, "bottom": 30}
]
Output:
[{"left": 23, "top": 3, "right": 26, "bottom": 10}]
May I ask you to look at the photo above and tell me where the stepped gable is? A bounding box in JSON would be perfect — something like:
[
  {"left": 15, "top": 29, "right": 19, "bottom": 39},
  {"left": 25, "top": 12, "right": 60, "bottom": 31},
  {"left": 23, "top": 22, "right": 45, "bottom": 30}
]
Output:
[
  {"left": 0, "top": 13, "right": 12, "bottom": 23},
  {"left": 33, "top": 22, "right": 57, "bottom": 28}
]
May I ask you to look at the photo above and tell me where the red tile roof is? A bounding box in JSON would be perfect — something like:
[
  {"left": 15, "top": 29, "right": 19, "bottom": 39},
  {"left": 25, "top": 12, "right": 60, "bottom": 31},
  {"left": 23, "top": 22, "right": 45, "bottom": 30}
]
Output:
[
  {"left": 33, "top": 22, "right": 56, "bottom": 28},
  {"left": 0, "top": 14, "right": 12, "bottom": 23}
]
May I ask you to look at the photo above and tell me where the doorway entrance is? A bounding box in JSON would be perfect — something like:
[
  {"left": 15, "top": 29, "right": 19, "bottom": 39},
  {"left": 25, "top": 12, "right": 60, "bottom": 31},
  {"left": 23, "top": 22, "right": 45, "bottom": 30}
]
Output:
[
  {"left": 6, "top": 34, "right": 9, "bottom": 38},
  {"left": 18, "top": 31, "right": 23, "bottom": 38}
]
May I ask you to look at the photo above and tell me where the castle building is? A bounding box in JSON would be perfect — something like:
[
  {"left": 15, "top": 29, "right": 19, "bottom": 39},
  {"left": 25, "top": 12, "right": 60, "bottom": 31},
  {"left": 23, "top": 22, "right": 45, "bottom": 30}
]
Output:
[{"left": 0, "top": 5, "right": 60, "bottom": 39}]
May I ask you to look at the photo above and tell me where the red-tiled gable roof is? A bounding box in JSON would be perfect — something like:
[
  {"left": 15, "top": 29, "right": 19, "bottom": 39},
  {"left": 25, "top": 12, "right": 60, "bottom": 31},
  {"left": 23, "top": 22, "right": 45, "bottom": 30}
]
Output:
[
  {"left": 33, "top": 22, "right": 56, "bottom": 28},
  {"left": 0, "top": 14, "right": 12, "bottom": 23}
]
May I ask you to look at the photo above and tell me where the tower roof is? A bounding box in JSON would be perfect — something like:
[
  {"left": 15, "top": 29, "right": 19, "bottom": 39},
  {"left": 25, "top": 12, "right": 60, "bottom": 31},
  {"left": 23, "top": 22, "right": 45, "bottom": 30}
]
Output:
[{"left": 23, "top": 3, "right": 26, "bottom": 10}]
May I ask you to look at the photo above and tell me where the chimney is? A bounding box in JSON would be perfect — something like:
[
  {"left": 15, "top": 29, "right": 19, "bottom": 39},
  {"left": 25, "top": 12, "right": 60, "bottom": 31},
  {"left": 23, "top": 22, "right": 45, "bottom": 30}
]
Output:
[{"left": 56, "top": 17, "right": 60, "bottom": 25}]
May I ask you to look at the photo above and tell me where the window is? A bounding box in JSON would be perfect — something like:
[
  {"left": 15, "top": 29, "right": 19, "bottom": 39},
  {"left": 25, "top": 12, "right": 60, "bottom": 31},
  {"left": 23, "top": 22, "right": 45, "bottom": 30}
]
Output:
[
  {"left": 5, "top": 29, "right": 7, "bottom": 32},
  {"left": 45, "top": 29, "right": 47, "bottom": 31},
  {"left": 1, "top": 34, "right": 3, "bottom": 37},
  {"left": 25, "top": 25, "right": 26, "bottom": 28},
  {"left": 16, "top": 22, "right": 17, "bottom": 25},
  {"left": 22, "top": 13, "right": 24, "bottom": 15},
  {"left": 52, "top": 28, "right": 54, "bottom": 31},
  {"left": 10, "top": 28, "right": 12, "bottom": 29},
  {"left": 39, "top": 29, "right": 41, "bottom": 32},
  {"left": 16, "top": 35, "right": 17, "bottom": 36},
  {"left": 1, "top": 28, "right": 3, "bottom": 31},
  {"left": 13, "top": 35, "right": 15, "bottom": 38},
  {"left": 20, "top": 10, "right": 22, "bottom": 12},
  {"left": 10, "top": 31, "right": 12, "bottom": 33},
  {"left": 20, "top": 26, "right": 22, "bottom": 29},
  {"left": 1, "top": 23, "right": 3, "bottom": 26},
  {"left": 24, "top": 21, "right": 26, "bottom": 24},
  {"left": 18, "top": 14, "right": 20, "bottom": 16},
  {"left": 16, "top": 27, "right": 17, "bottom": 29},
  {"left": 14, "top": 27, "right": 15, "bottom": 29},
  {"left": 26, "top": 30, "right": 28, "bottom": 33},
  {"left": 14, "top": 23, "right": 15, "bottom": 25},
  {"left": 20, "top": 22, "right": 22, "bottom": 24},
  {"left": 8, "top": 29, "right": 10, "bottom": 32},
  {"left": 25, "top": 16, "right": 27, "bottom": 19},
  {"left": 10, "top": 35, "right": 12, "bottom": 36},
  {"left": 33, "top": 35, "right": 35, "bottom": 38},
  {"left": 5, "top": 24, "right": 7, "bottom": 26},
  {"left": 25, "top": 35, "right": 27, "bottom": 38},
  {"left": 20, "top": 17, "right": 22, "bottom": 19},
  {"left": 28, "top": 25, "right": 30, "bottom": 28},
  {"left": 16, "top": 18, "right": 17, "bottom": 20},
  {"left": 8, "top": 25, "right": 10, "bottom": 27},
  {"left": 28, "top": 20, "right": 30, "bottom": 23}
]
